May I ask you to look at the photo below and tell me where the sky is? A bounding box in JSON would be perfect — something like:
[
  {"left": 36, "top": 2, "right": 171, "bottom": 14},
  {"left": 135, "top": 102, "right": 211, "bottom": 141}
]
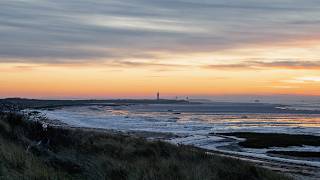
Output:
[{"left": 1, "top": 0, "right": 320, "bottom": 99}]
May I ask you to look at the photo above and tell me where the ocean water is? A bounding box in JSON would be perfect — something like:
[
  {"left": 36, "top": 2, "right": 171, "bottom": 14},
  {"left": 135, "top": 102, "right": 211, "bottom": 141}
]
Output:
[{"left": 39, "top": 102, "right": 320, "bottom": 136}]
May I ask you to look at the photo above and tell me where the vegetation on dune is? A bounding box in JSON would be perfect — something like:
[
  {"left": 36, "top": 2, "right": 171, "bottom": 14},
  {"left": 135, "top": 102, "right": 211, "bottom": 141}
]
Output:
[{"left": 0, "top": 112, "right": 290, "bottom": 180}]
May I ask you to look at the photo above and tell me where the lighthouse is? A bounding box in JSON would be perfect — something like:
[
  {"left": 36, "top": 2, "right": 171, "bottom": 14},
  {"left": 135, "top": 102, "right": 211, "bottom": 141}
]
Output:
[{"left": 157, "top": 91, "right": 160, "bottom": 101}]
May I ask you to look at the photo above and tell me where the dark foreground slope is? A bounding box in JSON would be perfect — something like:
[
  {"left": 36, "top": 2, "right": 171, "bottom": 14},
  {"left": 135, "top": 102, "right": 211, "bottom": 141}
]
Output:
[{"left": 0, "top": 112, "right": 289, "bottom": 180}]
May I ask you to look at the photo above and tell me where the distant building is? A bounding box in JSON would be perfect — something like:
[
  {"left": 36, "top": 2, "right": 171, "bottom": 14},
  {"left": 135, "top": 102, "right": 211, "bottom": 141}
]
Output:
[{"left": 157, "top": 92, "right": 160, "bottom": 100}]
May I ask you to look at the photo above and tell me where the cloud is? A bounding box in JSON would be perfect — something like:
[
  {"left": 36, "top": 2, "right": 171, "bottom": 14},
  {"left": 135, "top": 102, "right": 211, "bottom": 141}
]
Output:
[
  {"left": 204, "top": 60, "right": 320, "bottom": 70},
  {"left": 1, "top": 0, "right": 320, "bottom": 64},
  {"left": 254, "top": 61, "right": 320, "bottom": 69},
  {"left": 282, "top": 76, "right": 320, "bottom": 84},
  {"left": 204, "top": 64, "right": 250, "bottom": 70},
  {"left": 294, "top": 76, "right": 320, "bottom": 83},
  {"left": 104, "top": 60, "right": 190, "bottom": 72},
  {"left": 107, "top": 61, "right": 186, "bottom": 68}
]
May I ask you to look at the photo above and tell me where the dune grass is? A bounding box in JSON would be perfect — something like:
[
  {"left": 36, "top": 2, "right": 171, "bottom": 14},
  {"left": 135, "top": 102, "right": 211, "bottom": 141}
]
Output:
[{"left": 0, "top": 112, "right": 290, "bottom": 180}]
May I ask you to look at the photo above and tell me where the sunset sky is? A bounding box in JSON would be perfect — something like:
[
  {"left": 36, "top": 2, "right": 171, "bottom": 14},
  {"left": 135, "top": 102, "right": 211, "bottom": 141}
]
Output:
[{"left": 1, "top": 0, "right": 320, "bottom": 99}]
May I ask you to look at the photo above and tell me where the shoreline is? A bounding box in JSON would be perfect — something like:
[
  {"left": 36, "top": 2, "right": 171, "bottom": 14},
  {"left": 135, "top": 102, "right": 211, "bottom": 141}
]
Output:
[
  {"left": 3, "top": 100, "right": 320, "bottom": 179},
  {"left": 1, "top": 111, "right": 290, "bottom": 180},
  {"left": 32, "top": 114, "right": 320, "bottom": 179}
]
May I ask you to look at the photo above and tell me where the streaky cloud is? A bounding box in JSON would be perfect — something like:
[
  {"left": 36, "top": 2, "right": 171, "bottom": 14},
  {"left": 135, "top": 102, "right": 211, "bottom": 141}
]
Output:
[
  {"left": 0, "top": 0, "right": 320, "bottom": 64},
  {"left": 204, "top": 60, "right": 320, "bottom": 70}
]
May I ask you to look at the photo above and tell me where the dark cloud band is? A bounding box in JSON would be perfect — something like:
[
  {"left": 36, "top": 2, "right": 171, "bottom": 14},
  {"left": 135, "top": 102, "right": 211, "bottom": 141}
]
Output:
[{"left": 204, "top": 60, "right": 320, "bottom": 70}]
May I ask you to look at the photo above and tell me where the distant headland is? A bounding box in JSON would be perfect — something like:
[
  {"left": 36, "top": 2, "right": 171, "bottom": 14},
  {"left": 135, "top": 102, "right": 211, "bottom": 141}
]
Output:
[{"left": 0, "top": 98, "right": 190, "bottom": 110}]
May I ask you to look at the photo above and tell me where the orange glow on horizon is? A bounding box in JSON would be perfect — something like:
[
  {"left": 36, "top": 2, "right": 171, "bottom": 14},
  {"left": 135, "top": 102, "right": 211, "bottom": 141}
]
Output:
[{"left": 1, "top": 37, "right": 320, "bottom": 98}]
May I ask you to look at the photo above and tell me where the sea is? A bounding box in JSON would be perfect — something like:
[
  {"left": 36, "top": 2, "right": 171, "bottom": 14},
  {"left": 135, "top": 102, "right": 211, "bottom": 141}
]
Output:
[{"left": 39, "top": 102, "right": 320, "bottom": 136}]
